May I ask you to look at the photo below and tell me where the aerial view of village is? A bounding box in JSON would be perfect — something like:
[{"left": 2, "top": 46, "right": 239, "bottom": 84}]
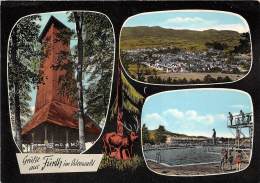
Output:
[
  {"left": 8, "top": 11, "right": 114, "bottom": 153},
  {"left": 142, "top": 89, "right": 253, "bottom": 175},
  {"left": 120, "top": 11, "right": 251, "bottom": 84}
]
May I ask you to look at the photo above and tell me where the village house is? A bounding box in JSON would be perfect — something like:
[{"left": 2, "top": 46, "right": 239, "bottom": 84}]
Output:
[{"left": 122, "top": 47, "right": 250, "bottom": 75}]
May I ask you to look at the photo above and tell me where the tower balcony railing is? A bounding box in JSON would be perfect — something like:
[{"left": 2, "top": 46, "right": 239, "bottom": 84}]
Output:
[{"left": 227, "top": 112, "right": 253, "bottom": 128}]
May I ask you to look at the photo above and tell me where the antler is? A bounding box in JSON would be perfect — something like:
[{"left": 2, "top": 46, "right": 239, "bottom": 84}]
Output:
[
  {"left": 123, "top": 122, "right": 132, "bottom": 132},
  {"left": 133, "top": 115, "right": 139, "bottom": 132},
  {"left": 122, "top": 116, "right": 140, "bottom": 133},
  {"left": 133, "top": 124, "right": 137, "bottom": 130}
]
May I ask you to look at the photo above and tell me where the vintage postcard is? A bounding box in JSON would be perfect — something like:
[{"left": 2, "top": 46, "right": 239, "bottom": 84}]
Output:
[{"left": 1, "top": 1, "right": 260, "bottom": 183}]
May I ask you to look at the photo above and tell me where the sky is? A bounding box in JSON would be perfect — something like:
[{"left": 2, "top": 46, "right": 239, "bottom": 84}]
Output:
[
  {"left": 142, "top": 89, "right": 253, "bottom": 138},
  {"left": 38, "top": 12, "right": 75, "bottom": 33},
  {"left": 124, "top": 11, "right": 249, "bottom": 33},
  {"left": 38, "top": 12, "right": 77, "bottom": 48}
]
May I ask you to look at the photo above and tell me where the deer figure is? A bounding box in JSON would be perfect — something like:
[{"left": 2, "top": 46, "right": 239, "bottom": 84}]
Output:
[{"left": 103, "top": 116, "right": 139, "bottom": 159}]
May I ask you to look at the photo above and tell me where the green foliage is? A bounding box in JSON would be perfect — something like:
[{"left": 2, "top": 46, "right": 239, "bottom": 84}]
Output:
[
  {"left": 203, "top": 74, "right": 232, "bottom": 83},
  {"left": 8, "top": 15, "right": 43, "bottom": 127},
  {"left": 123, "top": 98, "right": 139, "bottom": 114},
  {"left": 110, "top": 95, "right": 118, "bottom": 120},
  {"left": 53, "top": 12, "right": 115, "bottom": 150},
  {"left": 155, "top": 125, "right": 167, "bottom": 143},
  {"left": 205, "top": 41, "right": 228, "bottom": 50},
  {"left": 204, "top": 74, "right": 216, "bottom": 83},
  {"left": 110, "top": 72, "right": 144, "bottom": 120},
  {"left": 121, "top": 26, "right": 241, "bottom": 52},
  {"left": 142, "top": 124, "right": 153, "bottom": 144},
  {"left": 52, "top": 16, "right": 78, "bottom": 101},
  {"left": 157, "top": 125, "right": 166, "bottom": 132},
  {"left": 143, "top": 125, "right": 168, "bottom": 145},
  {"left": 125, "top": 62, "right": 236, "bottom": 84},
  {"left": 55, "top": 12, "right": 114, "bottom": 125},
  {"left": 136, "top": 74, "right": 232, "bottom": 84},
  {"left": 99, "top": 155, "right": 144, "bottom": 171},
  {"left": 83, "top": 13, "right": 114, "bottom": 124},
  {"left": 233, "top": 32, "right": 251, "bottom": 54},
  {"left": 125, "top": 63, "right": 162, "bottom": 79},
  {"left": 121, "top": 73, "right": 144, "bottom": 104}
]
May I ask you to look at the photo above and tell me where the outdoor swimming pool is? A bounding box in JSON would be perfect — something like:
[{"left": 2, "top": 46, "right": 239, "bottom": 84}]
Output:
[{"left": 144, "top": 146, "right": 222, "bottom": 166}]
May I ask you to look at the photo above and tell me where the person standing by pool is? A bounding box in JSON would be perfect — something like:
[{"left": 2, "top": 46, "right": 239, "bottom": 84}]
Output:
[
  {"left": 220, "top": 148, "right": 228, "bottom": 171},
  {"left": 228, "top": 150, "right": 234, "bottom": 170},
  {"left": 235, "top": 150, "right": 242, "bottom": 170},
  {"left": 229, "top": 112, "right": 233, "bottom": 126},
  {"left": 212, "top": 128, "right": 216, "bottom": 145}
]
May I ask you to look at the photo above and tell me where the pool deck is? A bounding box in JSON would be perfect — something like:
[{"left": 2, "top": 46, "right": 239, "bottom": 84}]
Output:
[{"left": 147, "top": 160, "right": 249, "bottom": 176}]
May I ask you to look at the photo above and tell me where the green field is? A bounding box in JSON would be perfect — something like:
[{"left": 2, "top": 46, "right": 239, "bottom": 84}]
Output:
[
  {"left": 127, "top": 64, "right": 163, "bottom": 76},
  {"left": 125, "top": 64, "right": 243, "bottom": 83},
  {"left": 150, "top": 72, "right": 243, "bottom": 82}
]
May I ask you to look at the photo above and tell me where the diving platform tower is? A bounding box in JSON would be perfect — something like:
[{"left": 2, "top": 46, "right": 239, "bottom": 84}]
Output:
[{"left": 227, "top": 112, "right": 253, "bottom": 160}]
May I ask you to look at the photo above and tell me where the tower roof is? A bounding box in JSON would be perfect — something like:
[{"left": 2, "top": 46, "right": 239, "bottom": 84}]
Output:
[
  {"left": 22, "top": 101, "right": 101, "bottom": 135},
  {"left": 38, "top": 15, "right": 70, "bottom": 42}
]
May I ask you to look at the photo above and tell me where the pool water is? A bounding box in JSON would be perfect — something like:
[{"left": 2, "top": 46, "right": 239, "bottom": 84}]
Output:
[{"left": 144, "top": 147, "right": 221, "bottom": 166}]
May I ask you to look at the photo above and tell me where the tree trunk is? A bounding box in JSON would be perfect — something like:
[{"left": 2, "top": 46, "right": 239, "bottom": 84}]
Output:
[
  {"left": 74, "top": 12, "right": 86, "bottom": 151},
  {"left": 14, "top": 79, "right": 22, "bottom": 150},
  {"left": 11, "top": 27, "right": 22, "bottom": 151},
  {"left": 117, "top": 64, "right": 123, "bottom": 135}
]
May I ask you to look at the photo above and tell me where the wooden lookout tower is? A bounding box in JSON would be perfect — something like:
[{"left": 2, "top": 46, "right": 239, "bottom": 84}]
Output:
[{"left": 22, "top": 16, "right": 101, "bottom": 149}]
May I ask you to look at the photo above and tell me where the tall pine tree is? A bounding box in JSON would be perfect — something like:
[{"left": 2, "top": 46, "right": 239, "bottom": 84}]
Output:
[
  {"left": 110, "top": 72, "right": 144, "bottom": 134},
  {"left": 8, "top": 15, "right": 43, "bottom": 150}
]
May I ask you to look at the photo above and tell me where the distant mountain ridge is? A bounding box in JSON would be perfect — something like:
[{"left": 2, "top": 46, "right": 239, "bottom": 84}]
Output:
[
  {"left": 120, "top": 26, "right": 242, "bottom": 51},
  {"left": 148, "top": 129, "right": 209, "bottom": 139}
]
